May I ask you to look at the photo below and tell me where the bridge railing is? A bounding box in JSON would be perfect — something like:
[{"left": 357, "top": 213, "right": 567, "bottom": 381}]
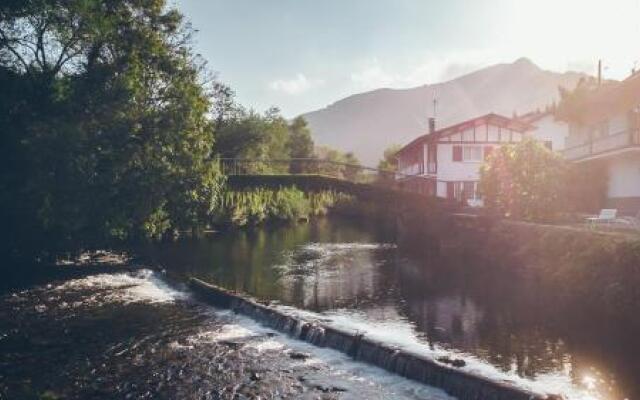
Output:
[{"left": 219, "top": 158, "right": 437, "bottom": 194}]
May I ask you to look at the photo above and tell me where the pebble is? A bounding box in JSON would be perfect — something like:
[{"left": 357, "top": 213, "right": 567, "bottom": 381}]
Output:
[{"left": 289, "top": 351, "right": 311, "bottom": 360}]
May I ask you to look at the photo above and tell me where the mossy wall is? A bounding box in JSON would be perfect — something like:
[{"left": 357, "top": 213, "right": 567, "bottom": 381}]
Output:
[{"left": 406, "top": 214, "right": 640, "bottom": 325}]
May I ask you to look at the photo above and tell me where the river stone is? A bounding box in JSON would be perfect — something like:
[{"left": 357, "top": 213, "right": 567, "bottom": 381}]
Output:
[{"left": 289, "top": 351, "right": 311, "bottom": 360}]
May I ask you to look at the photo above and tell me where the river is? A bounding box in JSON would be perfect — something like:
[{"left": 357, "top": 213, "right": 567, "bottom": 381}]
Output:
[{"left": 1, "top": 218, "right": 638, "bottom": 399}]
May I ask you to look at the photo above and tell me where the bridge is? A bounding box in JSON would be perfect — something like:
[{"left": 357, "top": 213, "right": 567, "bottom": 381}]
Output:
[
  {"left": 219, "top": 158, "right": 458, "bottom": 232},
  {"left": 220, "top": 158, "right": 428, "bottom": 195}
]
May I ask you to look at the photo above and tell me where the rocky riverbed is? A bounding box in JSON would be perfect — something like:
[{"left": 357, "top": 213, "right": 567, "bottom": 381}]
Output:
[{"left": 0, "top": 269, "right": 451, "bottom": 400}]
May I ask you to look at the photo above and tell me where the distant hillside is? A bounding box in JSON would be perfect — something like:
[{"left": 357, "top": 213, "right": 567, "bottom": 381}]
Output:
[{"left": 301, "top": 58, "right": 587, "bottom": 166}]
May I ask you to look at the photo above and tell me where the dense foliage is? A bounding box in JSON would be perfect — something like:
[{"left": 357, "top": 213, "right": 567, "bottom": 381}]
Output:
[
  {"left": 377, "top": 144, "right": 400, "bottom": 172},
  {"left": 479, "top": 138, "right": 568, "bottom": 221},
  {"left": 376, "top": 144, "right": 400, "bottom": 183},
  {"left": 556, "top": 77, "right": 600, "bottom": 124},
  {"left": 480, "top": 137, "right": 609, "bottom": 220},
  {"left": 0, "top": 0, "right": 366, "bottom": 264},
  {"left": 313, "top": 146, "right": 363, "bottom": 181},
  {"left": 0, "top": 0, "right": 224, "bottom": 261},
  {"left": 287, "top": 116, "right": 315, "bottom": 172}
]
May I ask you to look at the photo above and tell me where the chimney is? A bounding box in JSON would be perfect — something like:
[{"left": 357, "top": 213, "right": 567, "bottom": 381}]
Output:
[{"left": 428, "top": 117, "right": 436, "bottom": 134}]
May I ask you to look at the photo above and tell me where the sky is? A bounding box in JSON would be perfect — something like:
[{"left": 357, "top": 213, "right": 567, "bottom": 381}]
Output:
[{"left": 173, "top": 0, "right": 640, "bottom": 118}]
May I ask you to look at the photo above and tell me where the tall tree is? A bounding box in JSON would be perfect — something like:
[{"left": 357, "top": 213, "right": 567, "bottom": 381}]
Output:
[
  {"left": 0, "top": 0, "right": 224, "bottom": 261},
  {"left": 377, "top": 144, "right": 401, "bottom": 182},
  {"left": 215, "top": 107, "right": 292, "bottom": 173},
  {"left": 556, "top": 77, "right": 599, "bottom": 123},
  {"left": 287, "top": 116, "right": 314, "bottom": 173}
]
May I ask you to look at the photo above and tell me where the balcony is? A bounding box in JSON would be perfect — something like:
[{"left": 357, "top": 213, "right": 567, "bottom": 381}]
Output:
[{"left": 563, "top": 129, "right": 640, "bottom": 161}]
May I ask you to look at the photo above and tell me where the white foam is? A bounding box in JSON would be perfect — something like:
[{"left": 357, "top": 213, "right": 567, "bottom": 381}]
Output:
[
  {"left": 189, "top": 323, "right": 254, "bottom": 344},
  {"left": 52, "top": 269, "right": 186, "bottom": 305},
  {"left": 187, "top": 311, "right": 454, "bottom": 400},
  {"left": 252, "top": 339, "right": 285, "bottom": 352},
  {"left": 302, "top": 242, "right": 396, "bottom": 253},
  {"left": 271, "top": 305, "right": 606, "bottom": 400}
]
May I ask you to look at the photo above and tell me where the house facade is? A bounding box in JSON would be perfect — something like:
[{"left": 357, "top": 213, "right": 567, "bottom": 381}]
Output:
[
  {"left": 396, "top": 113, "right": 535, "bottom": 203},
  {"left": 561, "top": 72, "right": 640, "bottom": 212},
  {"left": 518, "top": 110, "right": 569, "bottom": 152}
]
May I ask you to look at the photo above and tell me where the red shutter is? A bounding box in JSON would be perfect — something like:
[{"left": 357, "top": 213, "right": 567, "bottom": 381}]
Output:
[
  {"left": 452, "top": 146, "right": 462, "bottom": 161},
  {"left": 484, "top": 146, "right": 493, "bottom": 160}
]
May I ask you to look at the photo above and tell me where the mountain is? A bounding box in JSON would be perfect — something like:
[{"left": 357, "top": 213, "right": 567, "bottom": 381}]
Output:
[{"left": 300, "top": 58, "right": 587, "bottom": 166}]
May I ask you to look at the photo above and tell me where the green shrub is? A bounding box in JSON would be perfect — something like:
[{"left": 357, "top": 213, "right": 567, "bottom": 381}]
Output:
[
  {"left": 479, "top": 138, "right": 567, "bottom": 221},
  {"left": 213, "top": 187, "right": 348, "bottom": 227}
]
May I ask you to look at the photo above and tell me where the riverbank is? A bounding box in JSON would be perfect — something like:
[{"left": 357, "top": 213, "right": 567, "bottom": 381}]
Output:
[{"left": 402, "top": 213, "right": 640, "bottom": 326}]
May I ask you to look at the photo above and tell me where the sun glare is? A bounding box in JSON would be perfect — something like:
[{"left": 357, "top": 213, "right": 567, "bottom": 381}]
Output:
[
  {"left": 499, "top": 0, "right": 640, "bottom": 78},
  {"left": 582, "top": 374, "right": 597, "bottom": 390}
]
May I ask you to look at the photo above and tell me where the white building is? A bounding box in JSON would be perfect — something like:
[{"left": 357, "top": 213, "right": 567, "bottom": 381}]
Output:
[
  {"left": 518, "top": 110, "right": 569, "bottom": 152},
  {"left": 395, "top": 113, "right": 534, "bottom": 202},
  {"left": 395, "top": 112, "right": 569, "bottom": 204},
  {"left": 562, "top": 72, "right": 640, "bottom": 213}
]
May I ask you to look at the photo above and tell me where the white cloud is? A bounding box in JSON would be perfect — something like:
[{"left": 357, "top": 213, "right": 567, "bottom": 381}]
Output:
[
  {"left": 349, "top": 51, "right": 499, "bottom": 91},
  {"left": 350, "top": 59, "right": 397, "bottom": 89},
  {"left": 268, "top": 73, "right": 324, "bottom": 95}
]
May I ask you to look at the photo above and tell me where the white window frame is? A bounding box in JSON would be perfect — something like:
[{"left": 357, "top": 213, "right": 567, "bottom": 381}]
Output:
[
  {"left": 453, "top": 181, "right": 481, "bottom": 201},
  {"left": 462, "top": 145, "right": 483, "bottom": 162}
]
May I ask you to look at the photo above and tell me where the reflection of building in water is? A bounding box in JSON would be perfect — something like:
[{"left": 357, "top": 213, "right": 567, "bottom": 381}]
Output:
[{"left": 278, "top": 244, "right": 390, "bottom": 311}]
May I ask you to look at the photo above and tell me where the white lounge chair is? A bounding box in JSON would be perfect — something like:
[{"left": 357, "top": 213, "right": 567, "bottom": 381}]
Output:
[
  {"left": 585, "top": 209, "right": 618, "bottom": 228},
  {"left": 466, "top": 198, "right": 484, "bottom": 208}
]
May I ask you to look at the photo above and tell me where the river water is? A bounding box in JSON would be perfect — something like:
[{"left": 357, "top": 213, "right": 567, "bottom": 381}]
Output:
[{"left": 1, "top": 218, "right": 638, "bottom": 399}]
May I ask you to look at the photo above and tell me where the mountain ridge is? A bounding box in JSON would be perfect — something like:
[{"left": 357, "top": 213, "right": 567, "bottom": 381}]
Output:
[{"left": 300, "top": 58, "right": 589, "bottom": 166}]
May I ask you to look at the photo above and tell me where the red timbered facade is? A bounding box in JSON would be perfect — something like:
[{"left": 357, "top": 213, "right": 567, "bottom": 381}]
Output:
[{"left": 396, "top": 113, "right": 534, "bottom": 203}]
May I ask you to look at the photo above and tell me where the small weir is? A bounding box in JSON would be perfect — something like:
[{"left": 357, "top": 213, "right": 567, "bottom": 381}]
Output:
[{"left": 190, "top": 277, "right": 560, "bottom": 400}]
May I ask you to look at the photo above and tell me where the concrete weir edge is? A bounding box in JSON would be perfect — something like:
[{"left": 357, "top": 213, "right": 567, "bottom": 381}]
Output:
[{"left": 189, "top": 277, "right": 561, "bottom": 400}]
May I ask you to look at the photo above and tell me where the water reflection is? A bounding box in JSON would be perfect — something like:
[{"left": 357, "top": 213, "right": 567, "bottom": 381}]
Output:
[{"left": 141, "top": 218, "right": 639, "bottom": 400}]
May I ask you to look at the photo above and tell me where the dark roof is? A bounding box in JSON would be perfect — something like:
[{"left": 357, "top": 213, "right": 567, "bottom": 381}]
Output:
[{"left": 396, "top": 113, "right": 534, "bottom": 157}]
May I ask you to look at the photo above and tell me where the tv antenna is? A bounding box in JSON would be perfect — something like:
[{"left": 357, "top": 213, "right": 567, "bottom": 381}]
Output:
[{"left": 432, "top": 91, "right": 438, "bottom": 118}]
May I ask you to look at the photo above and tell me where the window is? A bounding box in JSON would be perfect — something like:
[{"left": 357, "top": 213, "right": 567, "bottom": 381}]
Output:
[
  {"left": 449, "top": 181, "right": 480, "bottom": 202},
  {"left": 453, "top": 146, "right": 482, "bottom": 162},
  {"left": 500, "top": 129, "right": 510, "bottom": 142},
  {"left": 544, "top": 141, "right": 553, "bottom": 150},
  {"left": 462, "top": 146, "right": 482, "bottom": 162}
]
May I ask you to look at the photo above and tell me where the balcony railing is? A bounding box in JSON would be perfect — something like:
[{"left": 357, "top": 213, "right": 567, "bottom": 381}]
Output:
[{"left": 563, "top": 130, "right": 640, "bottom": 161}]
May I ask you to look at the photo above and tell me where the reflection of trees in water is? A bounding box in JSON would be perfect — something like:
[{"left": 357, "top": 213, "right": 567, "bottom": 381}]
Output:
[
  {"left": 142, "top": 219, "right": 640, "bottom": 399},
  {"left": 278, "top": 246, "right": 392, "bottom": 311},
  {"left": 393, "top": 251, "right": 640, "bottom": 399},
  {"left": 394, "top": 253, "right": 580, "bottom": 378}
]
